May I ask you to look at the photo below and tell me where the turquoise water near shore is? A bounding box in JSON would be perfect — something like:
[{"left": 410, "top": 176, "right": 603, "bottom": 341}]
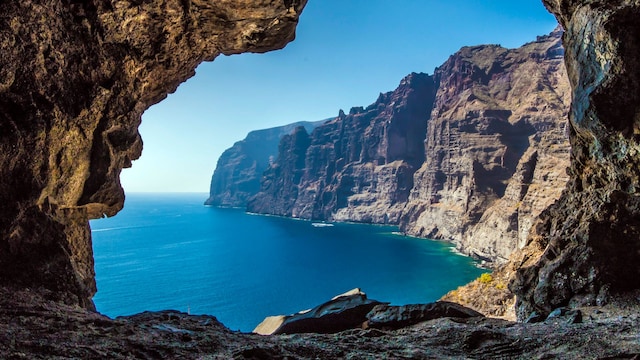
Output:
[{"left": 90, "top": 193, "right": 483, "bottom": 332}]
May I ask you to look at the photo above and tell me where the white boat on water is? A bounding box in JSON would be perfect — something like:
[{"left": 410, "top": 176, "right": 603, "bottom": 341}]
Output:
[{"left": 311, "top": 222, "right": 334, "bottom": 227}]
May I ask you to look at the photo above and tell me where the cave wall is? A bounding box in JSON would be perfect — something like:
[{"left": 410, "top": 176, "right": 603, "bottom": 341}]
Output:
[
  {"left": 512, "top": 0, "right": 640, "bottom": 319},
  {"left": 0, "top": 0, "right": 306, "bottom": 308}
]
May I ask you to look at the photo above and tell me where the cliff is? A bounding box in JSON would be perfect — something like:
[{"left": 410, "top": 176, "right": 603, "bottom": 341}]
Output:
[
  {"left": 205, "top": 120, "right": 324, "bottom": 207},
  {"left": 248, "top": 72, "right": 437, "bottom": 223},
  {"left": 451, "top": 0, "right": 640, "bottom": 321},
  {"left": 402, "top": 28, "right": 571, "bottom": 263},
  {"left": 0, "top": 0, "right": 306, "bottom": 308},
  {"left": 2, "top": 286, "right": 639, "bottom": 358},
  {"left": 510, "top": 0, "right": 640, "bottom": 320},
  {"left": 247, "top": 29, "right": 571, "bottom": 266}
]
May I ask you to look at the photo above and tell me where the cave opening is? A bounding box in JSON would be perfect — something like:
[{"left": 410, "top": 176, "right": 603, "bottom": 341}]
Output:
[
  {"left": 86, "top": 1, "right": 561, "bottom": 332},
  {"left": 0, "top": 0, "right": 570, "bottom": 336}
]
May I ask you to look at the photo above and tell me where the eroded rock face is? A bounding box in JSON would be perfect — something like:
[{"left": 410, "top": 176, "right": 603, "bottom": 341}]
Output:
[
  {"left": 205, "top": 120, "right": 323, "bottom": 207},
  {"left": 511, "top": 0, "right": 640, "bottom": 320},
  {"left": 248, "top": 73, "right": 437, "bottom": 222},
  {"left": 402, "top": 28, "right": 571, "bottom": 263},
  {"left": 246, "top": 30, "right": 571, "bottom": 266},
  {"left": 0, "top": 0, "right": 306, "bottom": 308}
]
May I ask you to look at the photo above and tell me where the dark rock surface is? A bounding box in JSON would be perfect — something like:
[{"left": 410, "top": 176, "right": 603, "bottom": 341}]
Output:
[
  {"left": 2, "top": 287, "right": 640, "bottom": 359},
  {"left": 248, "top": 72, "right": 437, "bottom": 223},
  {"left": 0, "top": 0, "right": 306, "bottom": 308},
  {"left": 366, "top": 302, "right": 484, "bottom": 330},
  {"left": 205, "top": 120, "right": 324, "bottom": 207},
  {"left": 511, "top": 0, "right": 640, "bottom": 321}
]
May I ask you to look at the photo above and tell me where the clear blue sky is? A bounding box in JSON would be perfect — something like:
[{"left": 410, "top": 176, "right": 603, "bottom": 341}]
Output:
[{"left": 121, "top": 0, "right": 559, "bottom": 193}]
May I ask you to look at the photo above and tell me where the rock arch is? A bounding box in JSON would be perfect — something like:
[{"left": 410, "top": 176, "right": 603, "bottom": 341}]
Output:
[{"left": 0, "top": 0, "right": 306, "bottom": 308}]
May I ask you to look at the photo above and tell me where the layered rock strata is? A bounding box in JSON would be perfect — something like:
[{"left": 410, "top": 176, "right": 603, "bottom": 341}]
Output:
[
  {"left": 0, "top": 0, "right": 306, "bottom": 308},
  {"left": 248, "top": 73, "right": 437, "bottom": 223},
  {"left": 510, "top": 0, "right": 640, "bottom": 320},
  {"left": 402, "top": 28, "right": 571, "bottom": 263},
  {"left": 205, "top": 120, "right": 323, "bottom": 207},
  {"left": 246, "top": 29, "right": 571, "bottom": 266}
]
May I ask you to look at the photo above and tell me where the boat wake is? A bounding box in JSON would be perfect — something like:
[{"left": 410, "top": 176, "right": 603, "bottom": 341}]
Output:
[{"left": 311, "top": 223, "right": 334, "bottom": 228}]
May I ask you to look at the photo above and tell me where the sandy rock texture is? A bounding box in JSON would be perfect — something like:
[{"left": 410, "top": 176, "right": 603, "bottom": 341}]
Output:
[{"left": 0, "top": 0, "right": 306, "bottom": 308}]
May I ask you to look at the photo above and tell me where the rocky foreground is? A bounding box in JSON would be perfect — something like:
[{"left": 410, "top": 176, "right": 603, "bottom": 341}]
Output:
[{"left": 2, "top": 287, "right": 640, "bottom": 359}]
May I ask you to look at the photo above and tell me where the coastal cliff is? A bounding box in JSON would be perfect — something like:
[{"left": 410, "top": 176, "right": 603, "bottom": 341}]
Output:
[
  {"left": 402, "top": 28, "right": 571, "bottom": 263},
  {"left": 205, "top": 120, "right": 323, "bottom": 207},
  {"left": 450, "top": 0, "right": 640, "bottom": 321},
  {"left": 243, "top": 29, "right": 571, "bottom": 265},
  {"left": 248, "top": 72, "right": 437, "bottom": 223}
]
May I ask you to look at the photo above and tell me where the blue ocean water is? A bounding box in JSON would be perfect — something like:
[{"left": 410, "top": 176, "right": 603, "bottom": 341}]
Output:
[{"left": 90, "top": 193, "right": 483, "bottom": 332}]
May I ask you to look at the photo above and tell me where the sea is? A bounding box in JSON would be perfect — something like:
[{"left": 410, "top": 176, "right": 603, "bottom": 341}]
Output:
[{"left": 90, "top": 192, "right": 484, "bottom": 332}]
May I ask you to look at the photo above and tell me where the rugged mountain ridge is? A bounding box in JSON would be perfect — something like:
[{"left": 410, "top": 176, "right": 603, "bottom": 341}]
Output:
[
  {"left": 205, "top": 120, "right": 324, "bottom": 207},
  {"left": 244, "top": 28, "right": 571, "bottom": 264},
  {"left": 248, "top": 72, "right": 437, "bottom": 223}
]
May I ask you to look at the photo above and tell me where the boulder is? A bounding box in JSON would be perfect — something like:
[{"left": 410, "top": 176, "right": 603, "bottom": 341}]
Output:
[
  {"left": 366, "top": 301, "right": 484, "bottom": 330},
  {"left": 253, "top": 288, "right": 386, "bottom": 335}
]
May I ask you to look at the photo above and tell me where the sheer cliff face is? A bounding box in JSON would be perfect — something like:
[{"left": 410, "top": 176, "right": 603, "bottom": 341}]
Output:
[
  {"left": 206, "top": 121, "right": 323, "bottom": 207},
  {"left": 402, "top": 29, "right": 571, "bottom": 263},
  {"left": 511, "top": 1, "right": 640, "bottom": 320},
  {"left": 0, "top": 0, "right": 306, "bottom": 307},
  {"left": 248, "top": 73, "right": 437, "bottom": 222},
  {"left": 248, "top": 31, "right": 571, "bottom": 263}
]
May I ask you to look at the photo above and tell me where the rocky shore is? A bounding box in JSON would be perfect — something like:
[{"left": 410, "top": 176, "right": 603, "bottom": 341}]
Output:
[{"left": 2, "top": 287, "right": 639, "bottom": 359}]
